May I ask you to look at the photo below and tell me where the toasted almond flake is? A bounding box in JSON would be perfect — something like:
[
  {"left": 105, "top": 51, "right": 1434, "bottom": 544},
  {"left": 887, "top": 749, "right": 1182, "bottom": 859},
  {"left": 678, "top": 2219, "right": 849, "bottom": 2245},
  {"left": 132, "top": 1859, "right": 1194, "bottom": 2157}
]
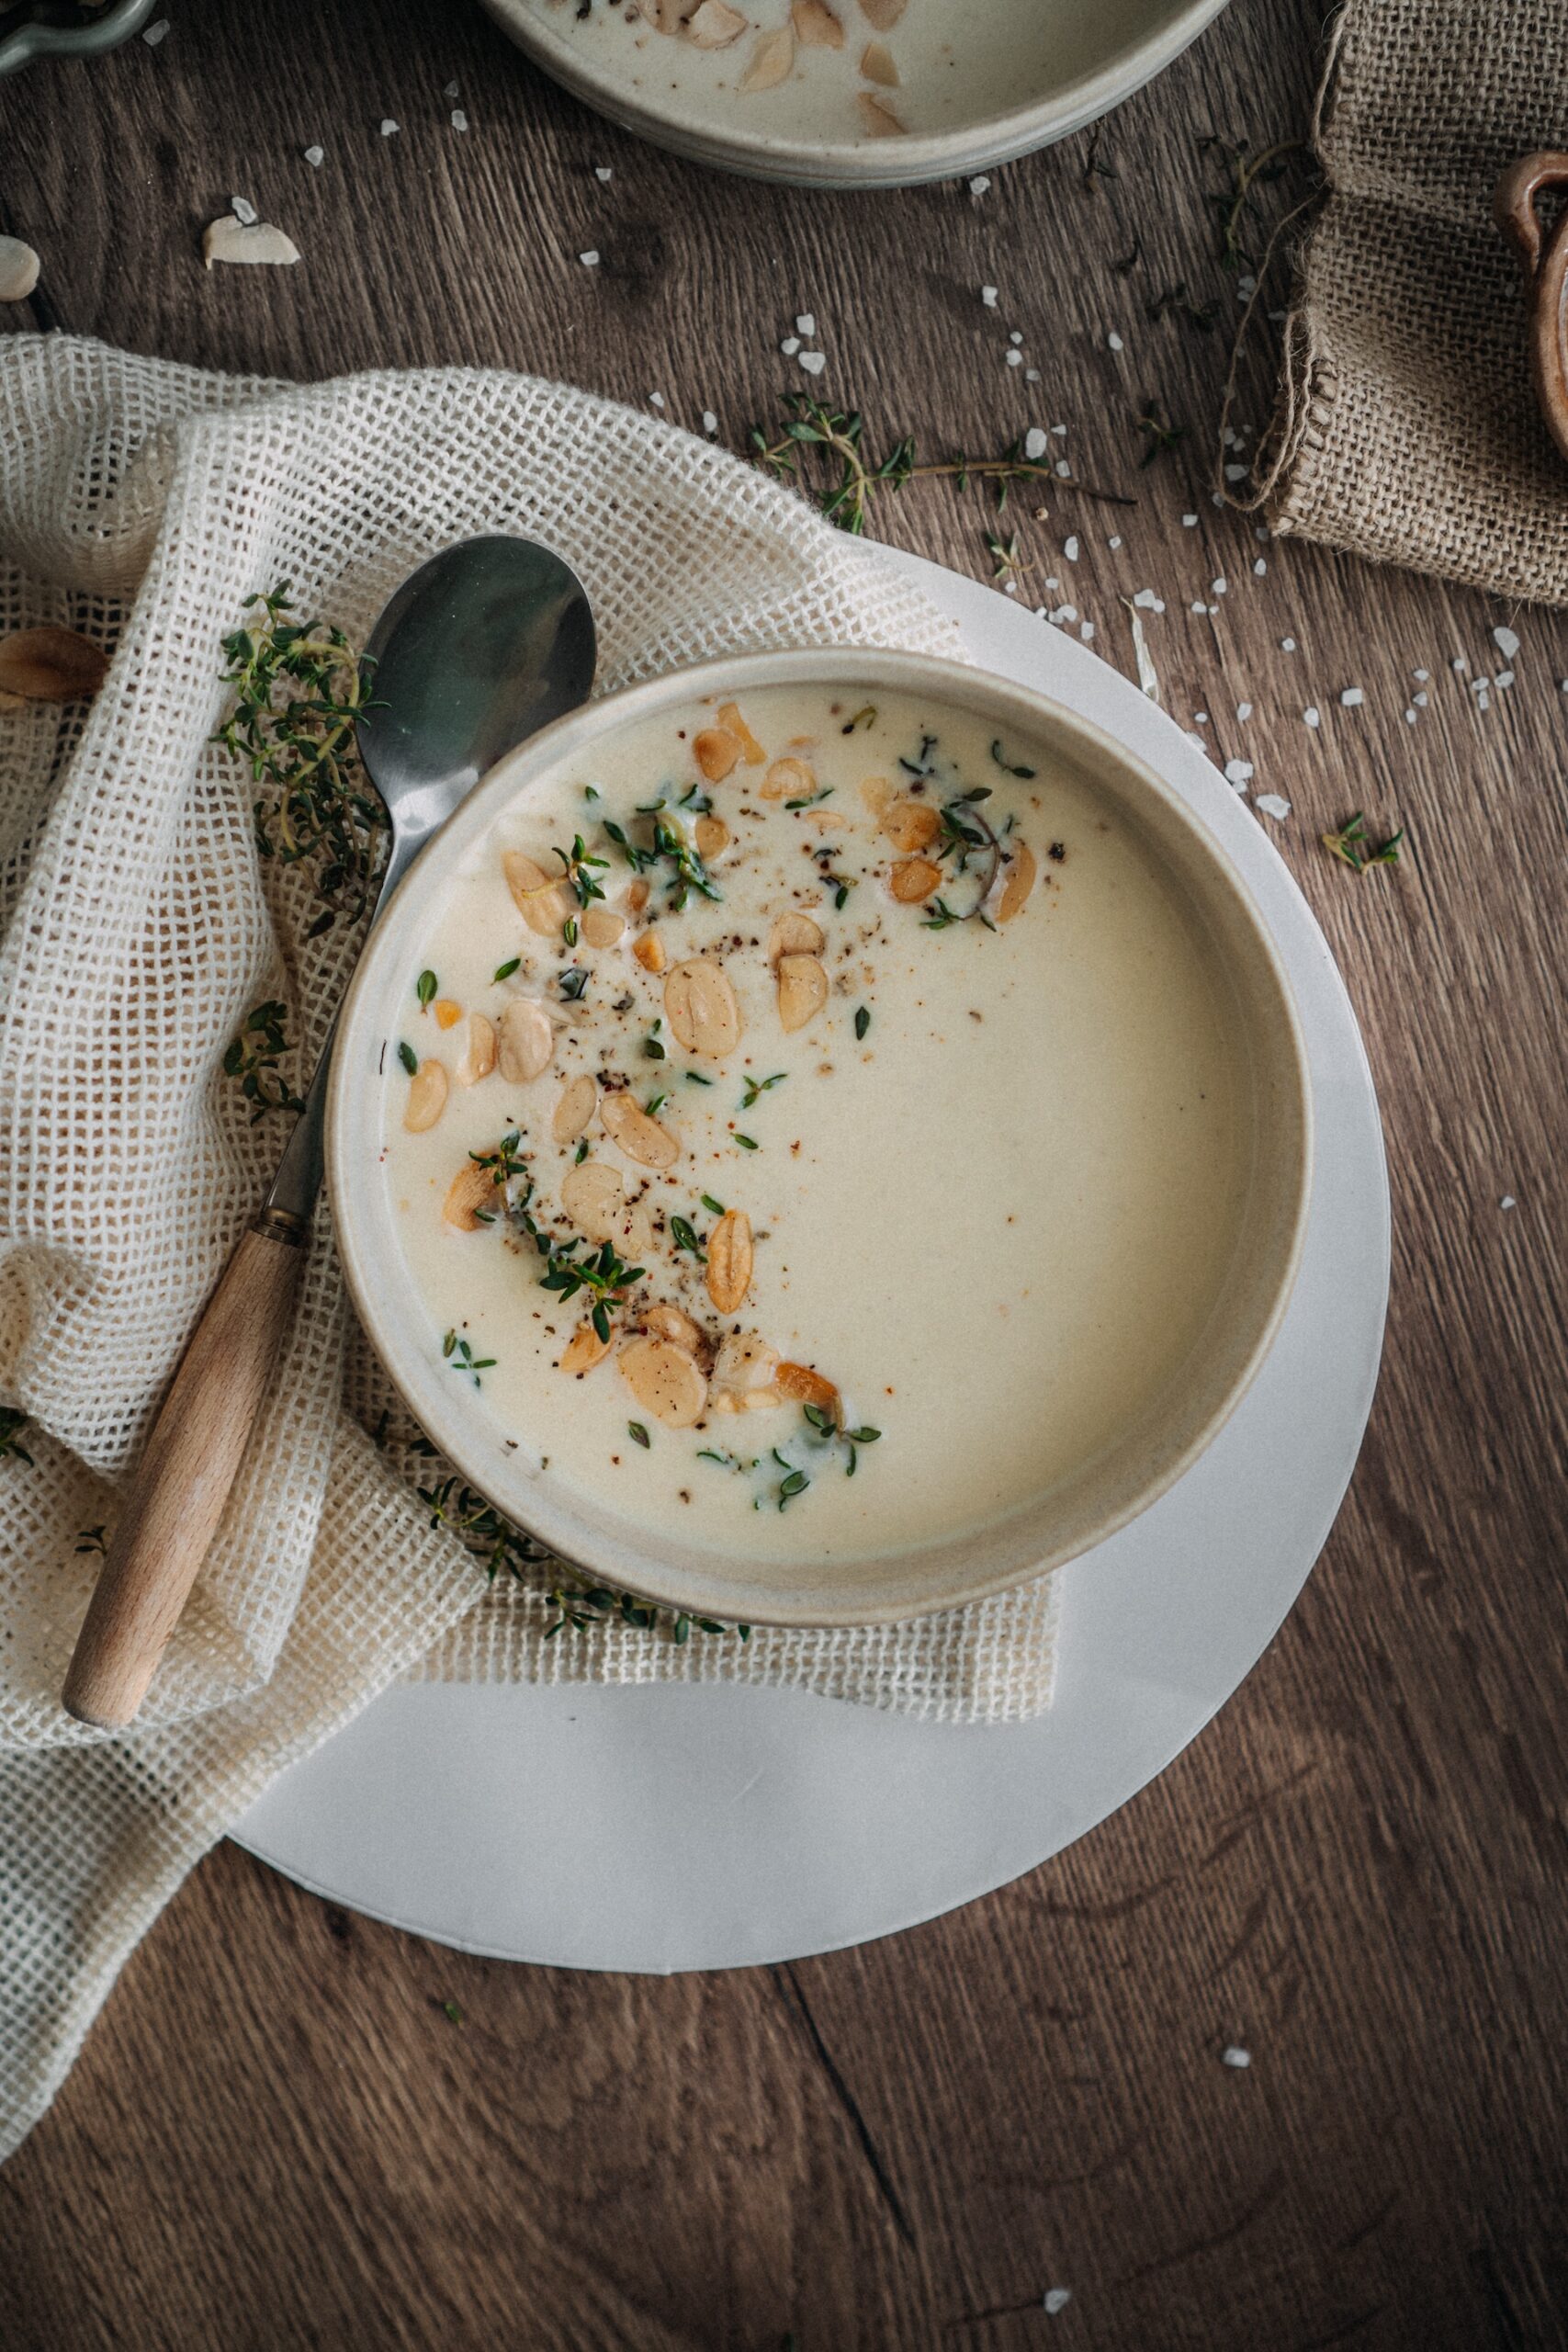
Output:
[
  {"left": 618, "top": 1335, "right": 708, "bottom": 1427},
  {"left": 859, "top": 0, "right": 906, "bottom": 21},
  {"left": 0, "top": 235, "right": 40, "bottom": 303},
  {"left": 642, "top": 0, "right": 701, "bottom": 24},
  {"left": 793, "top": 0, "right": 843, "bottom": 42},
  {"left": 882, "top": 797, "right": 941, "bottom": 852},
  {"left": 643, "top": 1302, "right": 705, "bottom": 1351},
  {"left": 860, "top": 774, "right": 895, "bottom": 817},
  {"left": 202, "top": 218, "right": 301, "bottom": 269},
  {"left": 768, "top": 910, "right": 826, "bottom": 962},
  {"left": 402, "top": 1059, "right": 448, "bottom": 1133},
  {"left": 559, "top": 1322, "right": 613, "bottom": 1374},
  {"left": 776, "top": 1359, "right": 840, "bottom": 1414},
  {"left": 997, "top": 842, "right": 1036, "bottom": 922},
  {"left": 855, "top": 90, "right": 905, "bottom": 134},
  {"left": 552, "top": 1072, "right": 598, "bottom": 1142},
  {"left": 685, "top": 0, "right": 747, "bottom": 41},
  {"left": 762, "top": 755, "right": 815, "bottom": 802},
  {"left": 580, "top": 904, "right": 626, "bottom": 948},
  {"left": 705, "top": 1209, "right": 753, "bottom": 1315},
  {"left": 625, "top": 876, "right": 652, "bottom": 913},
  {"left": 502, "top": 849, "right": 574, "bottom": 935},
  {"left": 716, "top": 702, "right": 766, "bottom": 763},
  {"left": 664, "top": 957, "right": 743, "bottom": 1057},
  {"left": 712, "top": 1329, "right": 779, "bottom": 1398},
  {"left": 444, "top": 1160, "right": 498, "bottom": 1230},
  {"left": 632, "top": 927, "right": 668, "bottom": 975},
  {"left": 0, "top": 626, "right": 108, "bottom": 703},
  {"left": 694, "top": 814, "right": 732, "bottom": 860},
  {"left": 456, "top": 1012, "right": 498, "bottom": 1086},
  {"left": 602, "top": 1091, "right": 681, "bottom": 1170},
  {"left": 496, "top": 996, "right": 554, "bottom": 1083},
  {"left": 860, "top": 39, "right": 897, "bottom": 81},
  {"left": 889, "top": 854, "right": 942, "bottom": 904},
  {"left": 776, "top": 951, "right": 829, "bottom": 1032},
  {"left": 709, "top": 1385, "right": 786, "bottom": 1415},
  {"left": 739, "top": 25, "right": 795, "bottom": 88},
  {"left": 694, "top": 726, "right": 740, "bottom": 781},
  {"left": 433, "top": 997, "right": 462, "bottom": 1030},
  {"left": 560, "top": 1159, "right": 623, "bottom": 1239}
]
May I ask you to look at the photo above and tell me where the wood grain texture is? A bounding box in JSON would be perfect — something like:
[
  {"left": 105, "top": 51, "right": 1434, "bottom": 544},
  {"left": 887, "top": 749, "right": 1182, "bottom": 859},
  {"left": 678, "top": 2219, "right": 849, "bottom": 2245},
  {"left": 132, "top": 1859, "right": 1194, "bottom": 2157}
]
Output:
[
  {"left": 62, "top": 1217, "right": 306, "bottom": 1728},
  {"left": 3, "top": 1, "right": 1566, "bottom": 2345}
]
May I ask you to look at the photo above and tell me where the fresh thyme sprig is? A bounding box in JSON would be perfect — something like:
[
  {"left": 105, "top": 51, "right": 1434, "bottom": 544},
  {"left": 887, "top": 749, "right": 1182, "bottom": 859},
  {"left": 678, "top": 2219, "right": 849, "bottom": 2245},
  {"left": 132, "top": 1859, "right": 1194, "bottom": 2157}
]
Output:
[
  {"left": 749, "top": 396, "right": 1134, "bottom": 539},
  {"left": 554, "top": 833, "right": 610, "bottom": 911},
  {"left": 0, "top": 1406, "right": 34, "bottom": 1464},
  {"left": 1135, "top": 401, "right": 1188, "bottom": 468},
  {"left": 540, "top": 1236, "right": 646, "bottom": 1342},
  {"left": 214, "top": 583, "right": 388, "bottom": 940},
  {"left": 1199, "top": 135, "right": 1308, "bottom": 269},
  {"left": 222, "top": 999, "right": 307, "bottom": 1123},
  {"left": 1321, "top": 812, "right": 1405, "bottom": 873},
  {"left": 442, "top": 1330, "right": 495, "bottom": 1388}
]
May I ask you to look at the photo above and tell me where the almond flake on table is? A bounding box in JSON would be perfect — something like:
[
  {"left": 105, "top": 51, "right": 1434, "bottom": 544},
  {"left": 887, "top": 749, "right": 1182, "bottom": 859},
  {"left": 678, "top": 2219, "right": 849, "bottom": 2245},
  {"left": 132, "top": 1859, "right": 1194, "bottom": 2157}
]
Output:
[
  {"left": 202, "top": 219, "right": 300, "bottom": 268},
  {"left": 1257, "top": 794, "right": 1291, "bottom": 820}
]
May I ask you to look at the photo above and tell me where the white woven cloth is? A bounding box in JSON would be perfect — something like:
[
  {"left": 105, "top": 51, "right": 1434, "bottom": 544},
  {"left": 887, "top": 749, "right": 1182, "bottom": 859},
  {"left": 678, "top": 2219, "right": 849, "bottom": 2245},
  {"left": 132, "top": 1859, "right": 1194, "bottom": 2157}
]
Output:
[{"left": 0, "top": 336, "right": 1060, "bottom": 2160}]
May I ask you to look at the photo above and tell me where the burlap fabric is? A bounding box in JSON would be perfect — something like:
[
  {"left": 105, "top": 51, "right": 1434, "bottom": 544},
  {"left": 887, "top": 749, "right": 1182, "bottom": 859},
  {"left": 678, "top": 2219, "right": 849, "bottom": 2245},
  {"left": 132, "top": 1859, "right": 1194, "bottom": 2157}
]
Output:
[
  {"left": 1250, "top": 0, "right": 1568, "bottom": 601},
  {"left": 0, "top": 335, "right": 1062, "bottom": 2160}
]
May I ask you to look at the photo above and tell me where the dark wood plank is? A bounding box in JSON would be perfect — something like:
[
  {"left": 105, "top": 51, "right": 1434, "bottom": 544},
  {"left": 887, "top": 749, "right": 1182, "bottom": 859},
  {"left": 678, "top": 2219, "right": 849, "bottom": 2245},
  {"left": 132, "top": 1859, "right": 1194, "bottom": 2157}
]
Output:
[{"left": 3, "top": 0, "right": 1566, "bottom": 2346}]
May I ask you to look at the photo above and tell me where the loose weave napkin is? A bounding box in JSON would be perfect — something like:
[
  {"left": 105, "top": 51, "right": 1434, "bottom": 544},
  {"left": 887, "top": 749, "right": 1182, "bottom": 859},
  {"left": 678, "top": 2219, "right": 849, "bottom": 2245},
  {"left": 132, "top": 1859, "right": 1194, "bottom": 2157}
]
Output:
[
  {"left": 0, "top": 335, "right": 1060, "bottom": 2160},
  {"left": 1251, "top": 0, "right": 1568, "bottom": 602}
]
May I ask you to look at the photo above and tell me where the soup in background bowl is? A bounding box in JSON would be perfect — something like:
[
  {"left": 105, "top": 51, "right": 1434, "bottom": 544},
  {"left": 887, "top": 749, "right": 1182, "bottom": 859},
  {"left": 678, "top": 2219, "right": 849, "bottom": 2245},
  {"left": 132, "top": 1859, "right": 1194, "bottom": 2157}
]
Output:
[{"left": 329, "top": 649, "right": 1310, "bottom": 1627}]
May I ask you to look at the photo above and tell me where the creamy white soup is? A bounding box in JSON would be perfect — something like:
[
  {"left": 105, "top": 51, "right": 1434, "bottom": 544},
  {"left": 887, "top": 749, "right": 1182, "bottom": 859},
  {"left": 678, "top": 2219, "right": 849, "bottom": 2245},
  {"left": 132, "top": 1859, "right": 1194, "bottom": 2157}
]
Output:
[{"left": 380, "top": 685, "right": 1247, "bottom": 1569}]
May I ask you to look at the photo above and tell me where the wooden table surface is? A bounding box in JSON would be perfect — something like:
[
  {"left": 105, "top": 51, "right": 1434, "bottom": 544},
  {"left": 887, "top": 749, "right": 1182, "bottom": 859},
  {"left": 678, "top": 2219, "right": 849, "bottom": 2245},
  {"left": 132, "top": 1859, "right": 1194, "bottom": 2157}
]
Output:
[{"left": 4, "top": 2, "right": 1566, "bottom": 2345}]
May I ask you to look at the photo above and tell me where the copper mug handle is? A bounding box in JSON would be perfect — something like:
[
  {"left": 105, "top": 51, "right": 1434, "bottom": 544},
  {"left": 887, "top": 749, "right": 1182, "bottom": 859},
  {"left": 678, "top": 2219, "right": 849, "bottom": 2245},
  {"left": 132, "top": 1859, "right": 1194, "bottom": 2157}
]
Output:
[{"left": 1495, "top": 151, "right": 1568, "bottom": 463}]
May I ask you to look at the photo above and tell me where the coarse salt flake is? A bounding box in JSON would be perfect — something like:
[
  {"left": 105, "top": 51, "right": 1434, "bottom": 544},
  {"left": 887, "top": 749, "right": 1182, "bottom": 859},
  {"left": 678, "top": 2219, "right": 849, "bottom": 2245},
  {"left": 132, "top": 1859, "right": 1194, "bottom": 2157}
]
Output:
[
  {"left": 702, "top": 411, "right": 718, "bottom": 434},
  {"left": 799, "top": 351, "right": 827, "bottom": 376},
  {"left": 649, "top": 390, "right": 665, "bottom": 407},
  {"left": 1224, "top": 463, "right": 1248, "bottom": 482},
  {"left": 1495, "top": 669, "right": 1515, "bottom": 687},
  {"left": 1493, "top": 625, "right": 1520, "bottom": 661},
  {"left": 1501, "top": 1194, "right": 1517, "bottom": 1209},
  {"left": 1414, "top": 691, "right": 1427, "bottom": 707},
  {"left": 444, "top": 79, "right": 460, "bottom": 97},
  {"left": 1054, "top": 459, "right": 1071, "bottom": 478},
  {"left": 1064, "top": 537, "right": 1079, "bottom": 561},
  {"left": 1043, "top": 2290, "right": 1072, "bottom": 2316},
  {"left": 1236, "top": 701, "right": 1252, "bottom": 720},
  {"left": 1005, "top": 350, "right": 1022, "bottom": 368},
  {"left": 1190, "top": 601, "right": 1208, "bottom": 615},
  {"left": 1257, "top": 793, "right": 1290, "bottom": 820},
  {"left": 380, "top": 119, "right": 400, "bottom": 136},
  {"left": 142, "top": 17, "right": 168, "bottom": 41},
  {"left": 781, "top": 336, "right": 800, "bottom": 355},
  {"left": 231, "top": 195, "right": 257, "bottom": 225},
  {"left": 595, "top": 165, "right": 613, "bottom": 181},
  {"left": 1009, "top": 330, "right": 1023, "bottom": 345},
  {"left": 1133, "top": 588, "right": 1158, "bottom": 609},
  {"left": 1340, "top": 685, "right": 1364, "bottom": 706},
  {"left": 303, "top": 145, "right": 324, "bottom": 167},
  {"left": 981, "top": 286, "right": 998, "bottom": 307},
  {"left": 795, "top": 313, "right": 815, "bottom": 336},
  {"left": 1182, "top": 514, "right": 1199, "bottom": 527},
  {"left": 451, "top": 110, "right": 468, "bottom": 131},
  {"left": 1304, "top": 707, "right": 1320, "bottom": 728},
  {"left": 1212, "top": 577, "right": 1228, "bottom": 595},
  {"left": 1254, "top": 558, "right": 1268, "bottom": 576},
  {"left": 1224, "top": 759, "right": 1254, "bottom": 786},
  {"left": 1107, "top": 331, "right": 1123, "bottom": 351},
  {"left": 969, "top": 175, "right": 990, "bottom": 195},
  {"left": 1281, "top": 637, "right": 1297, "bottom": 650},
  {"left": 1223, "top": 2045, "right": 1252, "bottom": 2068},
  {"left": 1024, "top": 427, "right": 1048, "bottom": 460},
  {"left": 580, "top": 251, "right": 600, "bottom": 266},
  {"left": 1108, "top": 535, "right": 1122, "bottom": 549}
]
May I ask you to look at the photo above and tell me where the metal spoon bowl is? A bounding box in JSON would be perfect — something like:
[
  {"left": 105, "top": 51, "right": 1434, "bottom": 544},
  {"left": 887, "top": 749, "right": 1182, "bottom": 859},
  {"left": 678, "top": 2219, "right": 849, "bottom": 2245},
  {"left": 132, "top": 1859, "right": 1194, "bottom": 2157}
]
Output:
[{"left": 62, "top": 537, "right": 595, "bottom": 1729}]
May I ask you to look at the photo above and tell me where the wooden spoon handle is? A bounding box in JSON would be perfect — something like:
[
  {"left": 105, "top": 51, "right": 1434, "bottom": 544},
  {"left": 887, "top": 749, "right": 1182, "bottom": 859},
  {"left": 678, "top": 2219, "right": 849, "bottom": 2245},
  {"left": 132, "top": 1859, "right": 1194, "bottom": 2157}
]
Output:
[{"left": 62, "top": 1209, "right": 307, "bottom": 1730}]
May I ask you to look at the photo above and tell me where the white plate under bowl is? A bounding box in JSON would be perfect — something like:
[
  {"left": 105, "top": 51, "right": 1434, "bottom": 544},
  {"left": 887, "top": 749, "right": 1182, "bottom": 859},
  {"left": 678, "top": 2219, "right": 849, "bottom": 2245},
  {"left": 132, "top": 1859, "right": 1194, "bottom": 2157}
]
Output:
[
  {"left": 479, "top": 0, "right": 1229, "bottom": 190},
  {"left": 231, "top": 551, "right": 1388, "bottom": 1973}
]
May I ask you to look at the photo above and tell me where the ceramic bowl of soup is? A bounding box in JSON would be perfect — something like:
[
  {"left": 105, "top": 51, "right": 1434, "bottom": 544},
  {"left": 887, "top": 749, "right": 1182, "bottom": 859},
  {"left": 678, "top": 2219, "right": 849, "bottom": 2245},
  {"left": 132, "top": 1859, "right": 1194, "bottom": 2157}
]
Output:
[
  {"left": 479, "top": 0, "right": 1228, "bottom": 188},
  {"left": 328, "top": 647, "right": 1310, "bottom": 1627}
]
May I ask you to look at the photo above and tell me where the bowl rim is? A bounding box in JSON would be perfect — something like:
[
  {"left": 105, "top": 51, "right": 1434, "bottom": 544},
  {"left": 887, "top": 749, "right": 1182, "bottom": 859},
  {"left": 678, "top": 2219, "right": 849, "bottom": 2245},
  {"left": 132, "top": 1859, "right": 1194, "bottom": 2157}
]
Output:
[
  {"left": 328, "top": 643, "right": 1312, "bottom": 1627},
  {"left": 478, "top": 0, "right": 1229, "bottom": 187}
]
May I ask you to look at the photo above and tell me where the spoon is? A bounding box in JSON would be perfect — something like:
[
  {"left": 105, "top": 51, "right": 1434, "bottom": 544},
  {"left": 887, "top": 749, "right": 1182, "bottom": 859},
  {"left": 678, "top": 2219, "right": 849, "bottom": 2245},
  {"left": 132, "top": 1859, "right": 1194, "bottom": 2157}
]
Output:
[{"left": 62, "top": 537, "right": 596, "bottom": 1730}]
